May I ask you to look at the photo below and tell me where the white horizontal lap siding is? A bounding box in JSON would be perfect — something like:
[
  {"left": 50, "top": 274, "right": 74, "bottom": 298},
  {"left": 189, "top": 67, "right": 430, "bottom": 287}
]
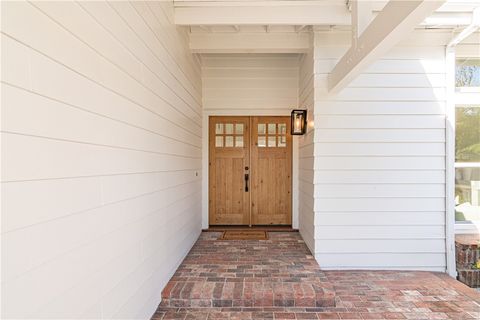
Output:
[
  {"left": 313, "top": 32, "right": 446, "bottom": 271},
  {"left": 202, "top": 54, "right": 299, "bottom": 112},
  {"left": 298, "top": 42, "right": 316, "bottom": 254},
  {"left": 1, "top": 1, "right": 201, "bottom": 319}
]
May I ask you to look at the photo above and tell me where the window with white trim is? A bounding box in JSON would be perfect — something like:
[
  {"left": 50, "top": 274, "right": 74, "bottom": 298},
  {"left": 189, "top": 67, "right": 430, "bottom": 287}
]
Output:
[{"left": 455, "top": 57, "right": 480, "bottom": 225}]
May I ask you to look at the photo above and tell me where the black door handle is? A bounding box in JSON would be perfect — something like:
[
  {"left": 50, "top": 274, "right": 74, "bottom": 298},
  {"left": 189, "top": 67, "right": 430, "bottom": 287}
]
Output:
[{"left": 244, "top": 173, "right": 249, "bottom": 192}]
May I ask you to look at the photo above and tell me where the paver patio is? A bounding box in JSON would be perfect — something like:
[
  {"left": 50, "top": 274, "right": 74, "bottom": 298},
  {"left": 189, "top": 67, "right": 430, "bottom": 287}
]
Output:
[{"left": 151, "top": 232, "right": 480, "bottom": 319}]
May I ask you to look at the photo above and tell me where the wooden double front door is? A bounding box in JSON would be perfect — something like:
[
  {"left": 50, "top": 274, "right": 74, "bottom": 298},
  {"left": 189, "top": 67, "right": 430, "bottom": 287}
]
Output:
[{"left": 209, "top": 116, "right": 292, "bottom": 226}]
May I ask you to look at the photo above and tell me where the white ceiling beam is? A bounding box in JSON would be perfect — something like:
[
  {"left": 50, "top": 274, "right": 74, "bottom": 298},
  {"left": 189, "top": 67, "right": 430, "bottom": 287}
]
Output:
[
  {"left": 328, "top": 0, "right": 445, "bottom": 93},
  {"left": 174, "top": 3, "right": 350, "bottom": 25},
  {"left": 352, "top": 0, "right": 372, "bottom": 38},
  {"left": 175, "top": 1, "right": 347, "bottom": 8},
  {"left": 175, "top": 0, "right": 475, "bottom": 26},
  {"left": 447, "top": 7, "right": 480, "bottom": 47},
  {"left": 422, "top": 12, "right": 472, "bottom": 26},
  {"left": 366, "top": 0, "right": 479, "bottom": 13},
  {"left": 176, "top": 7, "right": 472, "bottom": 27},
  {"left": 189, "top": 32, "right": 311, "bottom": 53}
]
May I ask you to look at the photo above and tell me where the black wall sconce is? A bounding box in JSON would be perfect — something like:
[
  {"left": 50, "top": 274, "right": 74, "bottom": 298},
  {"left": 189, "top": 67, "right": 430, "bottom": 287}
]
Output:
[{"left": 291, "top": 109, "right": 307, "bottom": 135}]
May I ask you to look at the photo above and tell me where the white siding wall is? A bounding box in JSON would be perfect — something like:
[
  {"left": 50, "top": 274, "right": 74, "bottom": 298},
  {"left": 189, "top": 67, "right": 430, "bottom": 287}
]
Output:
[
  {"left": 312, "top": 32, "right": 447, "bottom": 271},
  {"left": 202, "top": 54, "right": 298, "bottom": 114},
  {"left": 1, "top": 1, "right": 202, "bottom": 319},
  {"left": 298, "top": 39, "right": 316, "bottom": 253}
]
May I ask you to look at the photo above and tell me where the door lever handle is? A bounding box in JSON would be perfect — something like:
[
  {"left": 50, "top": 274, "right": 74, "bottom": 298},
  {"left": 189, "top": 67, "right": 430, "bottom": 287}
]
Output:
[{"left": 244, "top": 173, "right": 249, "bottom": 192}]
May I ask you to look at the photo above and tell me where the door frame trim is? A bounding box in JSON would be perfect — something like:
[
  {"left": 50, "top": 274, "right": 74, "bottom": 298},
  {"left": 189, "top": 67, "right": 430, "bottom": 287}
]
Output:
[{"left": 202, "top": 110, "right": 299, "bottom": 229}]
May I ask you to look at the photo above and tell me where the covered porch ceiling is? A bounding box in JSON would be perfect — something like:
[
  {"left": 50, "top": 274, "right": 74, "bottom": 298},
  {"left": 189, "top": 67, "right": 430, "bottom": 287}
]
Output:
[{"left": 176, "top": 0, "right": 479, "bottom": 92}]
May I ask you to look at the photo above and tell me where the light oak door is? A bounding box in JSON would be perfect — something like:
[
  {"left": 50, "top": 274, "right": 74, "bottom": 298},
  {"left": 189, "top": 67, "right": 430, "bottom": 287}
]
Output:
[
  {"left": 209, "top": 116, "right": 292, "bottom": 226},
  {"left": 251, "top": 116, "right": 292, "bottom": 225},
  {"left": 209, "top": 117, "right": 250, "bottom": 225}
]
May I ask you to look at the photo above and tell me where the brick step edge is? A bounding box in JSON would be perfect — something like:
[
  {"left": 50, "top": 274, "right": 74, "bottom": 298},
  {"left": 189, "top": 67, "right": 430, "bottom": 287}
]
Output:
[
  {"left": 153, "top": 306, "right": 342, "bottom": 315},
  {"left": 159, "top": 297, "right": 336, "bottom": 308},
  {"left": 457, "top": 268, "right": 480, "bottom": 288}
]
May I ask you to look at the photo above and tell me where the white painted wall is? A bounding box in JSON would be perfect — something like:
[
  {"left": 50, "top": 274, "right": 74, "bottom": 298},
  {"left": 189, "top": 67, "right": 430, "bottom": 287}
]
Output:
[
  {"left": 298, "top": 36, "right": 316, "bottom": 253},
  {"left": 201, "top": 53, "right": 300, "bottom": 229},
  {"left": 1, "top": 1, "right": 202, "bottom": 319},
  {"left": 202, "top": 53, "right": 299, "bottom": 113},
  {"left": 312, "top": 31, "right": 447, "bottom": 271}
]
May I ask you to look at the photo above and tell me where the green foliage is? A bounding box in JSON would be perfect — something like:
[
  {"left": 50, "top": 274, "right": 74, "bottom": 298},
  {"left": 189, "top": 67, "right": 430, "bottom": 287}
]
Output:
[{"left": 456, "top": 107, "right": 480, "bottom": 162}]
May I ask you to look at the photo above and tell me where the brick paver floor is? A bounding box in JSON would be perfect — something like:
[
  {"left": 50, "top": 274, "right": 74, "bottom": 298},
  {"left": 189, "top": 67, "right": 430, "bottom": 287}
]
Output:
[{"left": 151, "top": 232, "right": 480, "bottom": 319}]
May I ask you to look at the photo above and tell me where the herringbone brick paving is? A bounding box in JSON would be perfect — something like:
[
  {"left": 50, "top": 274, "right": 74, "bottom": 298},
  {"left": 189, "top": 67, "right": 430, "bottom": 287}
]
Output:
[{"left": 151, "top": 232, "right": 480, "bottom": 319}]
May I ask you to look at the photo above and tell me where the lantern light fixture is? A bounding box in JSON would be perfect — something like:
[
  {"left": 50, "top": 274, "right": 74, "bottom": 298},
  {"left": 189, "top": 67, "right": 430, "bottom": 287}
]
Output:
[{"left": 291, "top": 109, "right": 307, "bottom": 135}]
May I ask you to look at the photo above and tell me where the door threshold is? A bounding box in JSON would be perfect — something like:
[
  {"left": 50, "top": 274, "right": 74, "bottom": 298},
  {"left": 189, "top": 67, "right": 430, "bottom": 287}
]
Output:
[{"left": 205, "top": 225, "right": 297, "bottom": 232}]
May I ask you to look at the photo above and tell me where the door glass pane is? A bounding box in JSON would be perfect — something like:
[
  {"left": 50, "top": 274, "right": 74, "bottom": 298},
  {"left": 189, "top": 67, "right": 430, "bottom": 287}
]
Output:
[
  {"left": 268, "top": 136, "right": 276, "bottom": 147},
  {"left": 215, "top": 136, "right": 223, "bottom": 147},
  {"left": 215, "top": 123, "right": 223, "bottom": 134},
  {"left": 258, "top": 136, "right": 266, "bottom": 147},
  {"left": 225, "top": 123, "right": 234, "bottom": 134},
  {"left": 258, "top": 123, "right": 266, "bottom": 134},
  {"left": 268, "top": 123, "right": 276, "bottom": 134},
  {"left": 225, "top": 135, "right": 234, "bottom": 147},
  {"left": 278, "top": 135, "right": 286, "bottom": 147},
  {"left": 235, "top": 123, "right": 244, "bottom": 134},
  {"left": 278, "top": 123, "right": 287, "bottom": 135},
  {"left": 235, "top": 136, "right": 244, "bottom": 147}
]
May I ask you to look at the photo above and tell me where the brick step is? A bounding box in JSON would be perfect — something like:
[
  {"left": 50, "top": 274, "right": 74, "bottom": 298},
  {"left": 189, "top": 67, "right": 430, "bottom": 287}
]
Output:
[
  {"left": 455, "top": 235, "right": 479, "bottom": 266},
  {"left": 457, "top": 268, "right": 480, "bottom": 288},
  {"left": 160, "top": 296, "right": 335, "bottom": 308},
  {"left": 455, "top": 234, "right": 480, "bottom": 288},
  {"left": 160, "top": 280, "right": 335, "bottom": 308},
  {"left": 152, "top": 307, "right": 342, "bottom": 320},
  {"left": 157, "top": 232, "right": 337, "bottom": 315}
]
